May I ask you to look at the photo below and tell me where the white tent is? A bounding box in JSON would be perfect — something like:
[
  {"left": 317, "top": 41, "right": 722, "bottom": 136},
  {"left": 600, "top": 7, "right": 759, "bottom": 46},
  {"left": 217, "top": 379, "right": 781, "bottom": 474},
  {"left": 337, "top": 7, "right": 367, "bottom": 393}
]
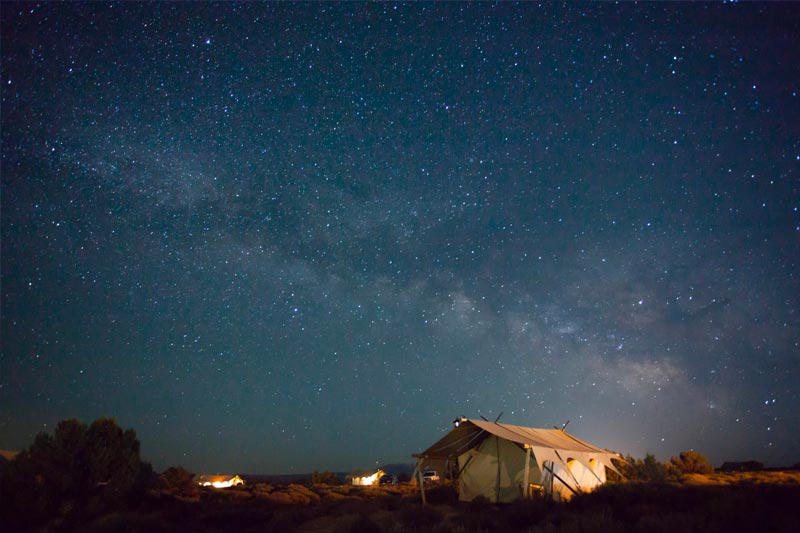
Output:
[{"left": 413, "top": 418, "right": 622, "bottom": 503}]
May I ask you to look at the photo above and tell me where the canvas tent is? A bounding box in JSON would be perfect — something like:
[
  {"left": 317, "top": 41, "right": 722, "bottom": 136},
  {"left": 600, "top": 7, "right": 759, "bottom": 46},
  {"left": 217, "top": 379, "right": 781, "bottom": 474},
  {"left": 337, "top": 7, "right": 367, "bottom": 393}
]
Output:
[
  {"left": 413, "top": 418, "right": 622, "bottom": 503},
  {"left": 347, "top": 469, "right": 385, "bottom": 486},
  {"left": 194, "top": 474, "right": 244, "bottom": 488}
]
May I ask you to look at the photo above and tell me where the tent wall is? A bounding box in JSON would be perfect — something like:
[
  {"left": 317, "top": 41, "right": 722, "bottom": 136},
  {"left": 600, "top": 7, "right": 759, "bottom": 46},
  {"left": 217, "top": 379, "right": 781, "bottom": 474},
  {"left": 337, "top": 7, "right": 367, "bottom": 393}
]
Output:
[
  {"left": 457, "top": 436, "right": 542, "bottom": 503},
  {"left": 549, "top": 456, "right": 607, "bottom": 501},
  {"left": 456, "top": 439, "right": 612, "bottom": 502},
  {"left": 567, "top": 457, "right": 606, "bottom": 489}
]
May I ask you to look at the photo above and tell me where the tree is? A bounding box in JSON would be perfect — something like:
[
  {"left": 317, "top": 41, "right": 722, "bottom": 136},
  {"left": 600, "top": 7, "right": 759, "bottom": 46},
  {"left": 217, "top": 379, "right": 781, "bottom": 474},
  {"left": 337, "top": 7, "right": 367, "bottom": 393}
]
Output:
[
  {"left": 669, "top": 450, "right": 714, "bottom": 475},
  {"left": 613, "top": 452, "right": 669, "bottom": 483},
  {"left": 310, "top": 470, "right": 340, "bottom": 485},
  {"left": 640, "top": 453, "right": 669, "bottom": 482},
  {"left": 158, "top": 466, "right": 196, "bottom": 493},
  {"left": 0, "top": 417, "right": 151, "bottom": 529}
]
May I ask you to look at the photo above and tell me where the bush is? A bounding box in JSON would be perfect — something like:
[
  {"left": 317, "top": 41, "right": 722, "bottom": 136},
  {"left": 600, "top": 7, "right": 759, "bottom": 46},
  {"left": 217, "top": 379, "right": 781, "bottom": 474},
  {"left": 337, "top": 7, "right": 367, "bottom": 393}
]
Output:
[
  {"left": 252, "top": 482, "right": 274, "bottom": 496},
  {"left": 452, "top": 496, "right": 506, "bottom": 531},
  {"left": 505, "top": 498, "right": 548, "bottom": 529},
  {"left": 424, "top": 483, "right": 458, "bottom": 504},
  {"left": 669, "top": 450, "right": 714, "bottom": 475},
  {"left": 349, "top": 514, "right": 381, "bottom": 533},
  {"left": 614, "top": 453, "right": 670, "bottom": 483},
  {"left": 264, "top": 506, "right": 315, "bottom": 530},
  {"left": 400, "top": 503, "right": 444, "bottom": 529},
  {"left": 157, "top": 466, "right": 195, "bottom": 493},
  {"left": 259, "top": 483, "right": 321, "bottom": 505},
  {"left": 311, "top": 470, "right": 340, "bottom": 485}
]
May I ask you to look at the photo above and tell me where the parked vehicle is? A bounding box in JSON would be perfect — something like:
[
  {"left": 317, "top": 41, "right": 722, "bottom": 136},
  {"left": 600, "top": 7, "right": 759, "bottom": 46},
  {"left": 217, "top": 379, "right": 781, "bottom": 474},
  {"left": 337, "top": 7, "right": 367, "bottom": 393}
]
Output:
[
  {"left": 422, "top": 470, "right": 440, "bottom": 484},
  {"left": 379, "top": 474, "right": 398, "bottom": 485}
]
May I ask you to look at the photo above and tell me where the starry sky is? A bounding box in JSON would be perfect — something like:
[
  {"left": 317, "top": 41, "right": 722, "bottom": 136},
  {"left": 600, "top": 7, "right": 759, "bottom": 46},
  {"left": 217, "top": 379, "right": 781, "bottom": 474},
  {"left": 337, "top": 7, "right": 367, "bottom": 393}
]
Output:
[{"left": 2, "top": 3, "right": 799, "bottom": 474}]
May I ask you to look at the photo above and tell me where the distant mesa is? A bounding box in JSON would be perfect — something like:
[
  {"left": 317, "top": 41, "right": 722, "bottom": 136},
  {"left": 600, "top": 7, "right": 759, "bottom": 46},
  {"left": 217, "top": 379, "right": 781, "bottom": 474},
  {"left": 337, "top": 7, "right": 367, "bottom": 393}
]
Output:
[
  {"left": 378, "top": 463, "right": 415, "bottom": 477},
  {"left": 718, "top": 461, "right": 764, "bottom": 472}
]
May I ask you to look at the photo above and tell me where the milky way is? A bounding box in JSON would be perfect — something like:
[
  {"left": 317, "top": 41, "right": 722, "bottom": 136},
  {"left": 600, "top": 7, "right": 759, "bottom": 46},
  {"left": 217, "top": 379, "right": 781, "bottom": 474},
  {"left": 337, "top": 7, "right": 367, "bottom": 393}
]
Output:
[{"left": 2, "top": 3, "right": 799, "bottom": 473}]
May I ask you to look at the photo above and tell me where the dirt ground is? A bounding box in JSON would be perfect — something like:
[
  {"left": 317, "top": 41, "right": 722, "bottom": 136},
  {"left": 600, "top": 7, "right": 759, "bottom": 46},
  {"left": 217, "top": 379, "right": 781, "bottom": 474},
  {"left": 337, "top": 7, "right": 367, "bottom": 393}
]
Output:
[{"left": 70, "top": 471, "right": 799, "bottom": 533}]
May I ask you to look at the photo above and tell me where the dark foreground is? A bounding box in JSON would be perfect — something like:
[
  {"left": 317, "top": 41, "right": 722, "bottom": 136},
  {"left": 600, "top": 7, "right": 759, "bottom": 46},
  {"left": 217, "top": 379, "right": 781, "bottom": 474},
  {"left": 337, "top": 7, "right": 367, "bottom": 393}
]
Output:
[{"left": 11, "top": 478, "right": 799, "bottom": 533}]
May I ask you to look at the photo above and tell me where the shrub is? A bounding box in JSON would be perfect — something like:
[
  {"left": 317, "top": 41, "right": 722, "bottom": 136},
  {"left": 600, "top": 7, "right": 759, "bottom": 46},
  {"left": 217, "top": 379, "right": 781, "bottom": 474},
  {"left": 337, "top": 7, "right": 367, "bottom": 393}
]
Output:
[
  {"left": 311, "top": 470, "right": 340, "bottom": 485},
  {"left": 424, "top": 483, "right": 458, "bottom": 504},
  {"left": 158, "top": 466, "right": 195, "bottom": 493},
  {"left": 452, "top": 496, "right": 505, "bottom": 531},
  {"left": 349, "top": 514, "right": 381, "bottom": 533},
  {"left": 265, "top": 506, "right": 315, "bottom": 530},
  {"left": 505, "top": 498, "right": 548, "bottom": 529},
  {"left": 669, "top": 450, "right": 714, "bottom": 475},
  {"left": 400, "top": 503, "right": 444, "bottom": 529},
  {"left": 259, "top": 483, "right": 321, "bottom": 505},
  {"left": 287, "top": 483, "right": 322, "bottom": 503},
  {"left": 252, "top": 482, "right": 274, "bottom": 496},
  {"left": 614, "top": 453, "right": 669, "bottom": 483}
]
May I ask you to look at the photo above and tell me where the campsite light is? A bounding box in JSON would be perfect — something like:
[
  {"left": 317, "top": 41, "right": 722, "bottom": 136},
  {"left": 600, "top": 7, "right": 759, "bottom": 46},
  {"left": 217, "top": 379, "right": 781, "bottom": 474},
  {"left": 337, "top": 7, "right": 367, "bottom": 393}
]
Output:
[
  {"left": 453, "top": 416, "right": 467, "bottom": 427},
  {"left": 352, "top": 470, "right": 384, "bottom": 486},
  {"left": 198, "top": 475, "right": 244, "bottom": 489},
  {"left": 205, "top": 479, "right": 236, "bottom": 489}
]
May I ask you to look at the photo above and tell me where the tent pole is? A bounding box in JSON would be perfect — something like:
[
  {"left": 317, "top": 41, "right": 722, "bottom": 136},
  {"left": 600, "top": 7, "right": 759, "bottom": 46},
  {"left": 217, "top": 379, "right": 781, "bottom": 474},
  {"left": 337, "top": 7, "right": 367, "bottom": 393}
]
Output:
[
  {"left": 523, "top": 445, "right": 531, "bottom": 499},
  {"left": 551, "top": 471, "right": 579, "bottom": 497},
  {"left": 416, "top": 458, "right": 427, "bottom": 505},
  {"left": 545, "top": 461, "right": 554, "bottom": 501},
  {"left": 495, "top": 436, "right": 501, "bottom": 503},
  {"left": 455, "top": 454, "right": 474, "bottom": 479},
  {"left": 554, "top": 450, "right": 583, "bottom": 493}
]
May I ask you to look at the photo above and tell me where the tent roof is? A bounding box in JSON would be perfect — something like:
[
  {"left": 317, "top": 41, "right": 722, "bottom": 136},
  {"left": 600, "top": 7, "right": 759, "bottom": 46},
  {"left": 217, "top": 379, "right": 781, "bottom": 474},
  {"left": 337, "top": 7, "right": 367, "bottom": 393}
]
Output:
[{"left": 413, "top": 419, "right": 616, "bottom": 460}]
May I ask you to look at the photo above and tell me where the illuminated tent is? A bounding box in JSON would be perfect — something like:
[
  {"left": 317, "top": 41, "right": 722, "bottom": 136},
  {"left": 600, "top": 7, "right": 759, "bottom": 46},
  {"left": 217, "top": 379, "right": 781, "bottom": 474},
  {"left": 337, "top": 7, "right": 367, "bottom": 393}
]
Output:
[
  {"left": 195, "top": 474, "right": 244, "bottom": 488},
  {"left": 346, "top": 469, "right": 385, "bottom": 486},
  {"left": 413, "top": 418, "right": 622, "bottom": 503}
]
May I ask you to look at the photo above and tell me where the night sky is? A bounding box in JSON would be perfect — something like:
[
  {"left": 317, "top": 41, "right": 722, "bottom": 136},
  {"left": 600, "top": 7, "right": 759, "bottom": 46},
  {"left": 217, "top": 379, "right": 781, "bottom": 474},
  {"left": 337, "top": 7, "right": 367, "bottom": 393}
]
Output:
[{"left": 2, "top": 3, "right": 799, "bottom": 474}]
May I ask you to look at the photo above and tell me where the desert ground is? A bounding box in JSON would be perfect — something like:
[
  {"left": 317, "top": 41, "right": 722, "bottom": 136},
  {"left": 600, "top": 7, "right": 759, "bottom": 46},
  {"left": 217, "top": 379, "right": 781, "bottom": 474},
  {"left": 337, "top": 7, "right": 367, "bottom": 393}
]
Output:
[{"left": 75, "top": 470, "right": 800, "bottom": 532}]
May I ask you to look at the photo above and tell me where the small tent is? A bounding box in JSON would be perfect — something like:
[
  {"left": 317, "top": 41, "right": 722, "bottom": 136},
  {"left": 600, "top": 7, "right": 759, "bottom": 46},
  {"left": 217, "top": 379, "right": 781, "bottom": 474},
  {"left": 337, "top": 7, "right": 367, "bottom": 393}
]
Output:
[
  {"left": 413, "top": 418, "right": 621, "bottom": 502},
  {"left": 346, "top": 469, "right": 385, "bottom": 486},
  {"left": 195, "top": 474, "right": 244, "bottom": 488}
]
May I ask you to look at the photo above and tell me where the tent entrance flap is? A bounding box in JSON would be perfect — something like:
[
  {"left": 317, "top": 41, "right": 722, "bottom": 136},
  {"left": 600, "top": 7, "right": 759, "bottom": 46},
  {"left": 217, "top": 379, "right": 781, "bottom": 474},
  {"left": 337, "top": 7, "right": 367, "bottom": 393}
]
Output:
[{"left": 457, "top": 435, "right": 531, "bottom": 503}]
